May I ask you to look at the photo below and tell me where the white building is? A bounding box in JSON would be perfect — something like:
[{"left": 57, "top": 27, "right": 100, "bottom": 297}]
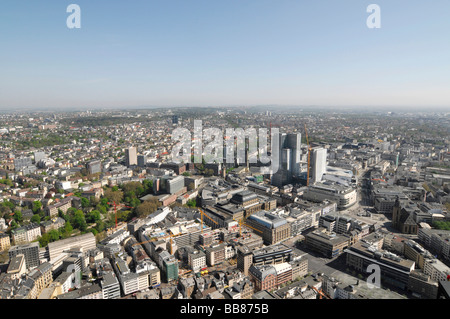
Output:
[
  {"left": 423, "top": 258, "right": 450, "bottom": 282},
  {"left": 302, "top": 182, "right": 357, "bottom": 210},
  {"left": 311, "top": 147, "right": 327, "bottom": 184}
]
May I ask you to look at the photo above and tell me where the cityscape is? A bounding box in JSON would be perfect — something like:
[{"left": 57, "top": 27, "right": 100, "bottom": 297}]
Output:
[
  {"left": 0, "top": 107, "right": 449, "bottom": 301},
  {"left": 1, "top": 0, "right": 450, "bottom": 308}
]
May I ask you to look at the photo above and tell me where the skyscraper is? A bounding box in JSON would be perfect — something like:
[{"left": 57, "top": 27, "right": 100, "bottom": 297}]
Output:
[
  {"left": 125, "top": 147, "right": 137, "bottom": 167},
  {"left": 311, "top": 147, "right": 327, "bottom": 184},
  {"left": 271, "top": 132, "right": 301, "bottom": 187},
  {"left": 137, "top": 154, "right": 147, "bottom": 167}
]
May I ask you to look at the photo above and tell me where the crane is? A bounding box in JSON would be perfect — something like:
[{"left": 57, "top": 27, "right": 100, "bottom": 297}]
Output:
[
  {"left": 241, "top": 221, "right": 263, "bottom": 235},
  {"left": 107, "top": 201, "right": 134, "bottom": 229},
  {"left": 234, "top": 218, "right": 262, "bottom": 237},
  {"left": 304, "top": 124, "right": 312, "bottom": 186},
  {"left": 310, "top": 286, "right": 331, "bottom": 299},
  {"left": 198, "top": 208, "right": 218, "bottom": 233}
]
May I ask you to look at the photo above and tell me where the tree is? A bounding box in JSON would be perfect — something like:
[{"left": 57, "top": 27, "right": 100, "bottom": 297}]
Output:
[
  {"left": 38, "top": 233, "right": 50, "bottom": 247},
  {"left": 187, "top": 199, "right": 197, "bottom": 208},
  {"left": 86, "top": 210, "right": 101, "bottom": 223},
  {"left": 104, "top": 188, "right": 123, "bottom": 204},
  {"left": 48, "top": 229, "right": 60, "bottom": 242},
  {"left": 64, "top": 221, "right": 73, "bottom": 235},
  {"left": 13, "top": 210, "right": 23, "bottom": 223},
  {"left": 121, "top": 182, "right": 144, "bottom": 197},
  {"left": 31, "top": 214, "right": 41, "bottom": 224},
  {"left": 32, "top": 201, "right": 42, "bottom": 214},
  {"left": 142, "top": 179, "right": 153, "bottom": 195},
  {"left": 95, "top": 204, "right": 107, "bottom": 215},
  {"left": 135, "top": 199, "right": 161, "bottom": 218},
  {"left": 71, "top": 210, "right": 87, "bottom": 232},
  {"left": 81, "top": 197, "right": 90, "bottom": 208}
]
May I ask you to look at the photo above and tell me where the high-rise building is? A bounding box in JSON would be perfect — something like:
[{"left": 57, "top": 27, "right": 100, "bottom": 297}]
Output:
[
  {"left": 137, "top": 155, "right": 147, "bottom": 167},
  {"left": 311, "top": 147, "right": 327, "bottom": 184},
  {"left": 271, "top": 132, "right": 301, "bottom": 187},
  {"left": 125, "top": 147, "right": 137, "bottom": 167}
]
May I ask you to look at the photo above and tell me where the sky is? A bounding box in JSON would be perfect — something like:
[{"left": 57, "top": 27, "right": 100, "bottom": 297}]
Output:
[{"left": 0, "top": 0, "right": 450, "bottom": 110}]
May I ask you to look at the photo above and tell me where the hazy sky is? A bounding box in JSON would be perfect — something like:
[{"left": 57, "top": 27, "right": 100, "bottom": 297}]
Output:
[{"left": 1, "top": 1, "right": 450, "bottom": 109}]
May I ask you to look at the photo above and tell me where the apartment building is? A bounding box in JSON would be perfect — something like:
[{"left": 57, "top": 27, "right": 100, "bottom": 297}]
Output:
[
  {"left": 0, "top": 232, "right": 11, "bottom": 251},
  {"left": 12, "top": 223, "right": 41, "bottom": 245},
  {"left": 46, "top": 197, "right": 72, "bottom": 217}
]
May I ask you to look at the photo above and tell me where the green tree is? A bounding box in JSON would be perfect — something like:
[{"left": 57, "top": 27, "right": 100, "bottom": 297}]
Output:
[
  {"left": 48, "top": 229, "right": 60, "bottom": 242},
  {"left": 86, "top": 210, "right": 101, "bottom": 223},
  {"left": 81, "top": 197, "right": 90, "bottom": 208},
  {"left": 61, "top": 221, "right": 73, "bottom": 238},
  {"left": 104, "top": 188, "right": 123, "bottom": 204},
  {"left": 13, "top": 210, "right": 23, "bottom": 223},
  {"left": 71, "top": 210, "right": 87, "bottom": 232},
  {"left": 39, "top": 233, "right": 50, "bottom": 247},
  {"left": 135, "top": 198, "right": 161, "bottom": 218},
  {"left": 187, "top": 199, "right": 197, "bottom": 208},
  {"left": 31, "top": 214, "right": 41, "bottom": 224},
  {"left": 32, "top": 201, "right": 42, "bottom": 214}
]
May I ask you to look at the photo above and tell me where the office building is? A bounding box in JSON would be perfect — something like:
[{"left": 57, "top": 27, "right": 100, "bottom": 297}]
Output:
[
  {"left": 46, "top": 232, "right": 96, "bottom": 261},
  {"left": 188, "top": 250, "right": 206, "bottom": 272},
  {"left": 9, "top": 242, "right": 40, "bottom": 270},
  {"left": 305, "top": 228, "right": 351, "bottom": 258},
  {"left": 14, "top": 157, "right": 32, "bottom": 172},
  {"left": 310, "top": 147, "right": 327, "bottom": 184},
  {"left": 423, "top": 258, "right": 450, "bottom": 283},
  {"left": 125, "top": 147, "right": 137, "bottom": 167},
  {"left": 237, "top": 246, "right": 254, "bottom": 276},
  {"left": 302, "top": 181, "right": 357, "bottom": 210},
  {"left": 252, "top": 243, "right": 294, "bottom": 266},
  {"left": 271, "top": 132, "right": 302, "bottom": 187},
  {"left": 345, "top": 241, "right": 415, "bottom": 290},
  {"left": 87, "top": 160, "right": 102, "bottom": 174},
  {"left": 137, "top": 155, "right": 147, "bottom": 167},
  {"left": 34, "top": 152, "right": 46, "bottom": 163},
  {"left": 408, "top": 270, "right": 439, "bottom": 299},
  {"left": 100, "top": 272, "right": 121, "bottom": 299},
  {"left": 246, "top": 211, "right": 291, "bottom": 245},
  {"left": 204, "top": 243, "right": 226, "bottom": 266},
  {"left": 7, "top": 254, "right": 27, "bottom": 279},
  {"left": 249, "top": 262, "right": 293, "bottom": 292}
]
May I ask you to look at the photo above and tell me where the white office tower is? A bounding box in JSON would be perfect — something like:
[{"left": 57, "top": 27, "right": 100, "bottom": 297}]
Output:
[{"left": 311, "top": 147, "right": 327, "bottom": 184}]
